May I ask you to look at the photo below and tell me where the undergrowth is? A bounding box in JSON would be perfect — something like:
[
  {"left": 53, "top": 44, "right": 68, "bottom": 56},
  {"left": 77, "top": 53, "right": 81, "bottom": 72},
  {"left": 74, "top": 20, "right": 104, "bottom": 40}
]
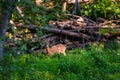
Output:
[{"left": 0, "top": 41, "right": 120, "bottom": 80}]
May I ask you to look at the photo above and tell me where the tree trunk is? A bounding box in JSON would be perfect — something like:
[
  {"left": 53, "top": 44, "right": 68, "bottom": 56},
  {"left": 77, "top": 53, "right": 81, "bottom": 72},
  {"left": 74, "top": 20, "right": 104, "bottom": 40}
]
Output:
[
  {"left": 0, "top": 43, "right": 3, "bottom": 61},
  {"left": 0, "top": 0, "right": 17, "bottom": 61}
]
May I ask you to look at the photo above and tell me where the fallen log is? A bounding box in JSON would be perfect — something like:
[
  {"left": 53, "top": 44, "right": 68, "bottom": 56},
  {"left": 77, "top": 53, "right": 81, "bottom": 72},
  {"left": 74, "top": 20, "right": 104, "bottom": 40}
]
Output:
[
  {"left": 50, "top": 22, "right": 120, "bottom": 31},
  {"left": 67, "top": 0, "right": 92, "bottom": 4},
  {"left": 65, "top": 14, "right": 97, "bottom": 24},
  {"left": 15, "top": 24, "right": 120, "bottom": 37},
  {"left": 40, "top": 27, "right": 90, "bottom": 39}
]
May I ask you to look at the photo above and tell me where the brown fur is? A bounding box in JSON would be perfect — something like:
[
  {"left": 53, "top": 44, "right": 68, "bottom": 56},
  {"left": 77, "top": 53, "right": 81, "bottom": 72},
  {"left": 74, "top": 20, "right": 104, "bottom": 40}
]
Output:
[{"left": 46, "top": 44, "right": 66, "bottom": 56}]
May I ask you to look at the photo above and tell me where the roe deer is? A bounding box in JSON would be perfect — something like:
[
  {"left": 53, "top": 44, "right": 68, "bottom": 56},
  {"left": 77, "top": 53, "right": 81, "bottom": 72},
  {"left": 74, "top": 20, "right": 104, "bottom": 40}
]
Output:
[{"left": 46, "top": 43, "right": 67, "bottom": 56}]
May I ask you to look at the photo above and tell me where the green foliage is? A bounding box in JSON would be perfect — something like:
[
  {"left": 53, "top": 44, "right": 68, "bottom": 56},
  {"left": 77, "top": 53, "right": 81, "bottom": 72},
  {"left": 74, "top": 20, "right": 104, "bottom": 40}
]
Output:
[
  {"left": 81, "top": 0, "right": 120, "bottom": 20},
  {"left": 11, "top": 0, "right": 64, "bottom": 26},
  {"left": 1, "top": 41, "right": 120, "bottom": 80}
]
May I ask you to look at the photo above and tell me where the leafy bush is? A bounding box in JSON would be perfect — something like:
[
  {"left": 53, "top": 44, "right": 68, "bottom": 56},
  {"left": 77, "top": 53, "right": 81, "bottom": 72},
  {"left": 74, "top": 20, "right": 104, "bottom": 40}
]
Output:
[
  {"left": 81, "top": 0, "right": 120, "bottom": 20},
  {"left": 0, "top": 41, "right": 120, "bottom": 80}
]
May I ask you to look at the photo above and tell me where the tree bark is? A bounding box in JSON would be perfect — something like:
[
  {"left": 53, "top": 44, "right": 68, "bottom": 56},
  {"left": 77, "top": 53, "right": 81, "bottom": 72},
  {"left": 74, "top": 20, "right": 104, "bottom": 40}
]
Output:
[{"left": 0, "top": 0, "right": 17, "bottom": 61}]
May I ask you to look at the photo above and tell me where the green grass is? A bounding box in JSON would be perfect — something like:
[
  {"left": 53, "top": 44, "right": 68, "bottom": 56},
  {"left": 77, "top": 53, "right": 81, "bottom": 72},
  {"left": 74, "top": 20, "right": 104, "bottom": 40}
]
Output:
[{"left": 0, "top": 41, "right": 120, "bottom": 80}]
